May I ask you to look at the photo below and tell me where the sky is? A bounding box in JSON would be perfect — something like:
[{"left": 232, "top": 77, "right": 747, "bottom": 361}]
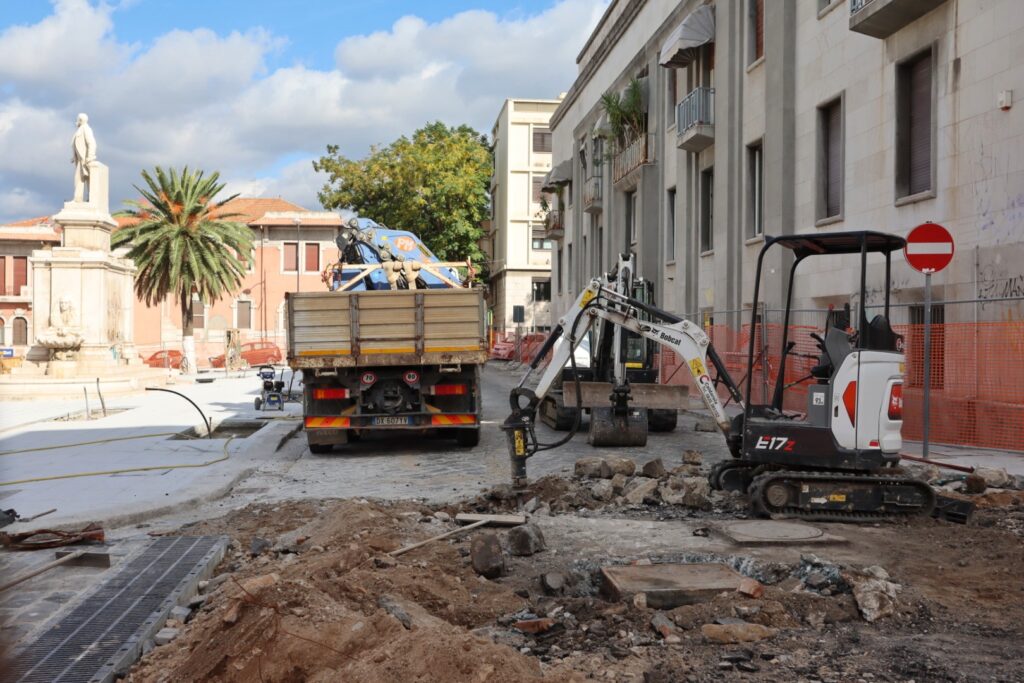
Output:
[{"left": 0, "top": 0, "right": 607, "bottom": 223}]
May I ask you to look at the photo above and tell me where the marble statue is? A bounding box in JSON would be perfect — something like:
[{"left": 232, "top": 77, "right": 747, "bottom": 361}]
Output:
[
  {"left": 71, "top": 113, "right": 97, "bottom": 203},
  {"left": 37, "top": 295, "right": 84, "bottom": 361}
]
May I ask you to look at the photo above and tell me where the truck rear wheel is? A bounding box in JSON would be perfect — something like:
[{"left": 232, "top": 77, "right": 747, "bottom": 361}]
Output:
[{"left": 455, "top": 428, "right": 480, "bottom": 447}]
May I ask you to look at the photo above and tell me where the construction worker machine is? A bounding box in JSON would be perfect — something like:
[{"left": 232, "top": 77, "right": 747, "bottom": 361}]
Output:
[
  {"left": 503, "top": 231, "right": 936, "bottom": 521},
  {"left": 539, "top": 254, "right": 687, "bottom": 447}
]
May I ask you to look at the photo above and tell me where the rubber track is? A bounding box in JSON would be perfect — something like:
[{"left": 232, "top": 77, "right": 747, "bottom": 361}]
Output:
[{"left": 748, "top": 470, "right": 936, "bottom": 522}]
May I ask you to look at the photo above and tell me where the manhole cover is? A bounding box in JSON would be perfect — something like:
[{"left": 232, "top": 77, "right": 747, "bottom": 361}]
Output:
[{"left": 714, "top": 520, "right": 846, "bottom": 545}]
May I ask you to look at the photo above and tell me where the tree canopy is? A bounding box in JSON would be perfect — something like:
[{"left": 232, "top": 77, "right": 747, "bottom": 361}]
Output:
[{"left": 313, "top": 122, "right": 492, "bottom": 262}]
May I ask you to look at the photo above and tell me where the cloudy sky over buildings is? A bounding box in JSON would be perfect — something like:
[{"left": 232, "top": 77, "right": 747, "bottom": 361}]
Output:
[{"left": 0, "top": 0, "right": 607, "bottom": 223}]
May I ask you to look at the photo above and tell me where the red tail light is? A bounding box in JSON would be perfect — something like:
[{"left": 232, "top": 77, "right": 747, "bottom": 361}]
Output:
[
  {"left": 313, "top": 388, "right": 349, "bottom": 400},
  {"left": 842, "top": 381, "right": 857, "bottom": 426},
  {"left": 428, "top": 384, "right": 467, "bottom": 396},
  {"left": 888, "top": 383, "right": 903, "bottom": 420}
]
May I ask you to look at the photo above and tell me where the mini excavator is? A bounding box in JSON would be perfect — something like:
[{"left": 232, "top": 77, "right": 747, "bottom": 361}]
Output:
[{"left": 503, "top": 231, "right": 935, "bottom": 521}]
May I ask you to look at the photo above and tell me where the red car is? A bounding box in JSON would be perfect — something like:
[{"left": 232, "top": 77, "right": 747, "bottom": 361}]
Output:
[
  {"left": 209, "top": 341, "right": 283, "bottom": 368},
  {"left": 143, "top": 350, "right": 183, "bottom": 369}
]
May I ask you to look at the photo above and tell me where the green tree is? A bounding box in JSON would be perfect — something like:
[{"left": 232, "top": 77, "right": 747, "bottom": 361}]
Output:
[
  {"left": 314, "top": 121, "right": 492, "bottom": 264},
  {"left": 112, "top": 167, "right": 253, "bottom": 373}
]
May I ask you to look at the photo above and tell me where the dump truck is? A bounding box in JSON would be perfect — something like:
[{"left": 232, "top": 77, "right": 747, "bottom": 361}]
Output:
[{"left": 286, "top": 218, "right": 487, "bottom": 454}]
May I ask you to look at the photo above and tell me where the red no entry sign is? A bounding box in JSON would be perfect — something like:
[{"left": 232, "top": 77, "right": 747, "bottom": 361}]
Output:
[{"left": 905, "top": 222, "right": 954, "bottom": 274}]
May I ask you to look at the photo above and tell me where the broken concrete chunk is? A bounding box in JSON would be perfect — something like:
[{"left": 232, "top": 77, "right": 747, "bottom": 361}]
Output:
[
  {"left": 843, "top": 568, "right": 901, "bottom": 623},
  {"left": 378, "top": 594, "right": 413, "bottom": 629},
  {"left": 963, "top": 474, "right": 987, "bottom": 494},
  {"left": 682, "top": 450, "right": 703, "bottom": 465},
  {"left": 650, "top": 612, "right": 676, "bottom": 639},
  {"left": 154, "top": 627, "right": 180, "bottom": 646},
  {"left": 701, "top": 622, "right": 777, "bottom": 644},
  {"left": 249, "top": 537, "right": 271, "bottom": 557},
  {"left": 470, "top": 532, "right": 505, "bottom": 578},
  {"left": 222, "top": 600, "right": 242, "bottom": 625},
  {"left": 590, "top": 479, "right": 614, "bottom": 502},
  {"left": 541, "top": 572, "right": 565, "bottom": 595},
  {"left": 239, "top": 573, "right": 279, "bottom": 594},
  {"left": 606, "top": 457, "right": 637, "bottom": 477},
  {"left": 611, "top": 473, "right": 629, "bottom": 494},
  {"left": 575, "top": 457, "right": 612, "bottom": 479},
  {"left": 433, "top": 511, "right": 451, "bottom": 523},
  {"left": 523, "top": 497, "right": 540, "bottom": 513},
  {"left": 603, "top": 563, "right": 746, "bottom": 610},
  {"left": 472, "top": 626, "right": 526, "bottom": 648},
  {"left": 170, "top": 606, "right": 191, "bottom": 623},
  {"left": 976, "top": 467, "right": 1012, "bottom": 488},
  {"left": 694, "top": 420, "right": 718, "bottom": 432},
  {"left": 663, "top": 476, "right": 712, "bottom": 509},
  {"left": 641, "top": 458, "right": 667, "bottom": 479},
  {"left": 623, "top": 477, "right": 660, "bottom": 505},
  {"left": 671, "top": 464, "right": 702, "bottom": 478},
  {"left": 507, "top": 523, "right": 546, "bottom": 556}
]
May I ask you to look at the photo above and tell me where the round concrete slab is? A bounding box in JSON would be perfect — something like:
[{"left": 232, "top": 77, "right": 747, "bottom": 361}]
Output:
[{"left": 715, "top": 520, "right": 844, "bottom": 545}]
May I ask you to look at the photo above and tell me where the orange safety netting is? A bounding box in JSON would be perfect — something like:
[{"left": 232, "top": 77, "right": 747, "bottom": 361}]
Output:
[{"left": 660, "top": 320, "right": 1024, "bottom": 453}]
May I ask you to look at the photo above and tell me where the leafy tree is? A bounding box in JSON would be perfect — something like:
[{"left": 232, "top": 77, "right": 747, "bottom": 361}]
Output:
[
  {"left": 314, "top": 122, "right": 492, "bottom": 264},
  {"left": 112, "top": 167, "right": 253, "bottom": 373}
]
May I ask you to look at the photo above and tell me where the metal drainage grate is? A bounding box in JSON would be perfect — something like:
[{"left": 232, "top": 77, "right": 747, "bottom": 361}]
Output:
[{"left": 5, "top": 535, "right": 228, "bottom": 683}]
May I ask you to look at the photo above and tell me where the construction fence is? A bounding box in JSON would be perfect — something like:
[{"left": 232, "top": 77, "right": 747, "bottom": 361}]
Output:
[{"left": 657, "top": 296, "right": 1024, "bottom": 453}]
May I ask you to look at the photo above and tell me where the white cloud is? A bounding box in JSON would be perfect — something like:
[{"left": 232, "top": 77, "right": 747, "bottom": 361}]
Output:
[{"left": 0, "top": 0, "right": 607, "bottom": 223}]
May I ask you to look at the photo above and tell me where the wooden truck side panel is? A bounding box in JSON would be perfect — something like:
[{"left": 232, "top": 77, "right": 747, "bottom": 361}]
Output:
[{"left": 287, "top": 289, "right": 488, "bottom": 368}]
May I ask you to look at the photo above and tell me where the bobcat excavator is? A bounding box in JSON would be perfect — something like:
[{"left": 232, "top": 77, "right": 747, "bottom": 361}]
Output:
[{"left": 503, "top": 231, "right": 936, "bottom": 521}]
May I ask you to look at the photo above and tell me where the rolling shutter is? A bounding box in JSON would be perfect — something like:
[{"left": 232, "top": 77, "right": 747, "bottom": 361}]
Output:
[
  {"left": 0, "top": 257, "right": 6, "bottom": 295},
  {"left": 304, "top": 243, "right": 320, "bottom": 272},
  {"left": 237, "top": 301, "right": 252, "bottom": 329},
  {"left": 13, "top": 256, "right": 27, "bottom": 294},
  {"left": 826, "top": 101, "right": 842, "bottom": 217},
  {"left": 908, "top": 54, "right": 932, "bottom": 195}
]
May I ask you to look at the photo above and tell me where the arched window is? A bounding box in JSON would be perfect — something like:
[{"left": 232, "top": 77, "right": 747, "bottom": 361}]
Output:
[
  {"left": 0, "top": 317, "right": 5, "bottom": 345},
  {"left": 12, "top": 317, "right": 28, "bottom": 346}
]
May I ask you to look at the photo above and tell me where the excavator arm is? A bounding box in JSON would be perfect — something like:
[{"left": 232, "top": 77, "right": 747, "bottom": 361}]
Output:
[{"left": 503, "top": 279, "right": 743, "bottom": 486}]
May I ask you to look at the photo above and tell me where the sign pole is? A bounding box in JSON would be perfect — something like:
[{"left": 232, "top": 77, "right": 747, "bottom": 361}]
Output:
[{"left": 922, "top": 272, "right": 932, "bottom": 461}]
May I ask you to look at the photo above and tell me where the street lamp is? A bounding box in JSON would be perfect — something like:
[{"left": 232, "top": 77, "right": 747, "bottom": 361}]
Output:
[{"left": 293, "top": 217, "right": 301, "bottom": 293}]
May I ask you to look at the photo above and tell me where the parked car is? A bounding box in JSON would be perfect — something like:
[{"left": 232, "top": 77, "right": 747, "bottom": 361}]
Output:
[
  {"left": 143, "top": 350, "right": 183, "bottom": 369},
  {"left": 209, "top": 341, "right": 283, "bottom": 368}
]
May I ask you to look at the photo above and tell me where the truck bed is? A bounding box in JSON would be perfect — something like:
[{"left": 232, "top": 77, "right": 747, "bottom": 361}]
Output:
[{"left": 286, "top": 288, "right": 488, "bottom": 368}]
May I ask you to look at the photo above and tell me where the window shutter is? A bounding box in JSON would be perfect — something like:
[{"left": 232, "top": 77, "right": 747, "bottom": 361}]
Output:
[
  {"left": 304, "top": 243, "right": 320, "bottom": 272},
  {"left": 0, "top": 257, "right": 6, "bottom": 296},
  {"left": 13, "top": 256, "right": 27, "bottom": 294},
  {"left": 283, "top": 243, "right": 298, "bottom": 271},
  {"left": 755, "top": 0, "right": 764, "bottom": 60},
  {"left": 193, "top": 298, "right": 205, "bottom": 329},
  {"left": 826, "top": 101, "right": 842, "bottom": 217},
  {"left": 13, "top": 318, "right": 27, "bottom": 346},
  {"left": 908, "top": 54, "right": 932, "bottom": 195},
  {"left": 532, "top": 128, "right": 552, "bottom": 153},
  {"left": 237, "top": 301, "right": 252, "bottom": 329}
]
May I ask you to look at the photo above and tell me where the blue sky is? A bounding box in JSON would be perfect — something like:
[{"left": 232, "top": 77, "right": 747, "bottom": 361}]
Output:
[{"left": 0, "top": 0, "right": 606, "bottom": 221}]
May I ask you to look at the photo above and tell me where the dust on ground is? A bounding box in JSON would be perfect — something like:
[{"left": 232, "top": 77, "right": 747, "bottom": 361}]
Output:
[{"left": 129, "top": 458, "right": 1024, "bottom": 683}]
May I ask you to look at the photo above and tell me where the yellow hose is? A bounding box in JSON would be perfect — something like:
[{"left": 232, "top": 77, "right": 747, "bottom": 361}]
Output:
[
  {"left": 0, "top": 437, "right": 234, "bottom": 487},
  {"left": 0, "top": 432, "right": 184, "bottom": 457}
]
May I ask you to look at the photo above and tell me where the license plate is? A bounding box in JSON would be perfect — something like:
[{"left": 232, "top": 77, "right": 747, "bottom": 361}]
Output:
[{"left": 371, "top": 416, "right": 413, "bottom": 426}]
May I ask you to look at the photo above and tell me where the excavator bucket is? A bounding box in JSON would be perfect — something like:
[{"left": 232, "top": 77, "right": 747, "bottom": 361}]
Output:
[{"left": 588, "top": 407, "right": 648, "bottom": 447}]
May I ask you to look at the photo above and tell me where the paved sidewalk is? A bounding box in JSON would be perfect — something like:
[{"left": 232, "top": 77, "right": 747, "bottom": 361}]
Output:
[{"left": 0, "top": 370, "right": 305, "bottom": 527}]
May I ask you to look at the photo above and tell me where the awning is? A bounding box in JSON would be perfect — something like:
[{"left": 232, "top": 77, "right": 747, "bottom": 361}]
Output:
[
  {"left": 659, "top": 5, "right": 715, "bottom": 68},
  {"left": 542, "top": 159, "right": 573, "bottom": 192}
]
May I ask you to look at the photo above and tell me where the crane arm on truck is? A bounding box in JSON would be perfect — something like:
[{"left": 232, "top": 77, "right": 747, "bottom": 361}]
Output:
[{"left": 502, "top": 278, "right": 744, "bottom": 486}]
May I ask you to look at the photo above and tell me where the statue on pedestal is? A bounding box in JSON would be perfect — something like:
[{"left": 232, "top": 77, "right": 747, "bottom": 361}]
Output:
[
  {"left": 71, "top": 113, "right": 97, "bottom": 203},
  {"left": 37, "top": 296, "right": 84, "bottom": 362}
]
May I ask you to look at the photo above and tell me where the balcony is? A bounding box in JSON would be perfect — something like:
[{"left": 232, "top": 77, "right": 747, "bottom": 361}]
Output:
[
  {"left": 543, "top": 210, "right": 564, "bottom": 240},
  {"left": 676, "top": 87, "right": 714, "bottom": 153},
  {"left": 612, "top": 134, "right": 652, "bottom": 185},
  {"left": 583, "top": 176, "right": 602, "bottom": 214},
  {"left": 849, "top": 0, "right": 948, "bottom": 39}
]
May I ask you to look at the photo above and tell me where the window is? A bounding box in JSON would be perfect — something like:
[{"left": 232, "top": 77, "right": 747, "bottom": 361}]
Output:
[
  {"left": 556, "top": 247, "right": 563, "bottom": 294},
  {"left": 531, "top": 228, "right": 552, "bottom": 250},
  {"left": 0, "top": 318, "right": 5, "bottom": 345},
  {"left": 0, "top": 257, "right": 6, "bottom": 295},
  {"left": 596, "top": 225, "right": 603, "bottom": 273},
  {"left": 193, "top": 296, "right": 205, "bottom": 329},
  {"left": 896, "top": 49, "right": 934, "bottom": 199},
  {"left": 818, "top": 97, "right": 844, "bottom": 220},
  {"left": 12, "top": 317, "right": 27, "bottom": 346},
  {"left": 237, "top": 300, "right": 252, "bottom": 330},
  {"left": 667, "top": 70, "right": 677, "bottom": 122},
  {"left": 13, "top": 256, "right": 27, "bottom": 294},
  {"left": 532, "top": 127, "right": 552, "bottom": 153},
  {"left": 749, "top": 0, "right": 764, "bottom": 64},
  {"left": 666, "top": 188, "right": 676, "bottom": 260},
  {"left": 700, "top": 168, "right": 714, "bottom": 252},
  {"left": 567, "top": 243, "right": 573, "bottom": 292},
  {"left": 532, "top": 279, "right": 551, "bottom": 302},
  {"left": 747, "top": 142, "right": 764, "bottom": 238},
  {"left": 532, "top": 176, "right": 544, "bottom": 203},
  {"left": 908, "top": 304, "right": 944, "bottom": 389},
  {"left": 626, "top": 191, "right": 637, "bottom": 244},
  {"left": 304, "top": 243, "right": 320, "bottom": 272},
  {"left": 283, "top": 242, "right": 298, "bottom": 271},
  {"left": 592, "top": 135, "right": 604, "bottom": 170}
]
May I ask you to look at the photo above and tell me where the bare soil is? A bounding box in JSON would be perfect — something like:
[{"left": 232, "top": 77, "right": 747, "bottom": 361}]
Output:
[{"left": 129, "top": 475, "right": 1024, "bottom": 683}]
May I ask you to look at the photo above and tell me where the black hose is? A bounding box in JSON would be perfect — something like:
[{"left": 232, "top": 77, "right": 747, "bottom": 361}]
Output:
[{"left": 145, "top": 387, "right": 213, "bottom": 438}]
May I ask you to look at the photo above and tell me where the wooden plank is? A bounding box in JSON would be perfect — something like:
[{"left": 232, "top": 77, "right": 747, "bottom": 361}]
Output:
[
  {"left": 455, "top": 513, "right": 525, "bottom": 526},
  {"left": 563, "top": 382, "right": 689, "bottom": 409}
]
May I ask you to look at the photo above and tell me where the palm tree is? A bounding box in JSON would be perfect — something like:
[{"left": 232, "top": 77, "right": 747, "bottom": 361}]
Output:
[{"left": 113, "top": 167, "right": 253, "bottom": 373}]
